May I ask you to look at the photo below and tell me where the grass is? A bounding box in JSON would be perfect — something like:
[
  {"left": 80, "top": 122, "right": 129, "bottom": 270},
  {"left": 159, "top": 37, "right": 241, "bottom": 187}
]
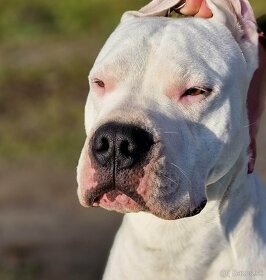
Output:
[
  {"left": 0, "top": 0, "right": 147, "bottom": 43},
  {"left": 251, "top": 0, "right": 266, "bottom": 17},
  {"left": 0, "top": 0, "right": 265, "bottom": 165},
  {"left": 0, "top": 264, "right": 41, "bottom": 280}
]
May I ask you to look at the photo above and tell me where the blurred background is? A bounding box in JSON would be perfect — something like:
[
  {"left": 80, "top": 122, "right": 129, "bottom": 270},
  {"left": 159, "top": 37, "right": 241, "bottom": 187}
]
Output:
[{"left": 0, "top": 0, "right": 265, "bottom": 279}]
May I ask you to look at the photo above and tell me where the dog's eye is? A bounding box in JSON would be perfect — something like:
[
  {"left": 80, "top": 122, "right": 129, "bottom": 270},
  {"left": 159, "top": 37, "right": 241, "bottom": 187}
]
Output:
[
  {"left": 184, "top": 87, "right": 212, "bottom": 97},
  {"left": 93, "top": 79, "right": 105, "bottom": 88}
]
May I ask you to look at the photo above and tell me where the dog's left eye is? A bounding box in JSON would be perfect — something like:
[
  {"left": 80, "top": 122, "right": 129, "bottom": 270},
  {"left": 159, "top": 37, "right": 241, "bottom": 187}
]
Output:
[
  {"left": 183, "top": 87, "right": 212, "bottom": 97},
  {"left": 93, "top": 79, "right": 105, "bottom": 88}
]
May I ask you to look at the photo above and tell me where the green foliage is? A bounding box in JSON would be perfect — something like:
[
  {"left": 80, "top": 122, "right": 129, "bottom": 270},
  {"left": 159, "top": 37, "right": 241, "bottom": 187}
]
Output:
[
  {"left": 250, "top": 0, "right": 266, "bottom": 17},
  {"left": 0, "top": 0, "right": 265, "bottom": 165},
  {"left": 0, "top": 264, "right": 41, "bottom": 280},
  {"left": 0, "top": 0, "right": 147, "bottom": 42}
]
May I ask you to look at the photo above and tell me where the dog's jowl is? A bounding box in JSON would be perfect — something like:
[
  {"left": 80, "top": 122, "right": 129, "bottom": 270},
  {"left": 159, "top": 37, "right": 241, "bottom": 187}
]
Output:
[{"left": 77, "top": 0, "right": 266, "bottom": 279}]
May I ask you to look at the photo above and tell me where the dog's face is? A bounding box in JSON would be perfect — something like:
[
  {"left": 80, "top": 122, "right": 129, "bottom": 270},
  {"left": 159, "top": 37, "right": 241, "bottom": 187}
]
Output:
[{"left": 77, "top": 1, "right": 258, "bottom": 220}]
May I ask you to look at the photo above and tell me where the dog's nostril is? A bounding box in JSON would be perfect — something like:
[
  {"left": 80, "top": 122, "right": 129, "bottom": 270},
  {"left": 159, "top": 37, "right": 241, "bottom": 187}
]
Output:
[
  {"left": 142, "top": 137, "right": 154, "bottom": 152},
  {"left": 118, "top": 140, "right": 138, "bottom": 157},
  {"left": 95, "top": 137, "right": 109, "bottom": 153},
  {"left": 120, "top": 140, "right": 135, "bottom": 157},
  {"left": 92, "top": 134, "right": 113, "bottom": 167}
]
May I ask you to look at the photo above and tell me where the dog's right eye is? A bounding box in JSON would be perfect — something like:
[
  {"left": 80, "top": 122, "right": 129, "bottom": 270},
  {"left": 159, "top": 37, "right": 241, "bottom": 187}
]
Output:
[{"left": 93, "top": 79, "right": 105, "bottom": 88}]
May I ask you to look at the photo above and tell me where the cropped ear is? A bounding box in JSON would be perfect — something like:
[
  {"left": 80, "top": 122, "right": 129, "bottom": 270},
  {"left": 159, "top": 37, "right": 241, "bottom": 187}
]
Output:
[
  {"left": 121, "top": 0, "right": 184, "bottom": 21},
  {"left": 207, "top": 0, "right": 258, "bottom": 76},
  {"left": 138, "top": 0, "right": 184, "bottom": 16}
]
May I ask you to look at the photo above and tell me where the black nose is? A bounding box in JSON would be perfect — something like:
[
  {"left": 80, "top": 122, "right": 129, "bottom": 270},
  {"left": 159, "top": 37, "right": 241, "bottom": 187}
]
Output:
[{"left": 91, "top": 122, "right": 154, "bottom": 170}]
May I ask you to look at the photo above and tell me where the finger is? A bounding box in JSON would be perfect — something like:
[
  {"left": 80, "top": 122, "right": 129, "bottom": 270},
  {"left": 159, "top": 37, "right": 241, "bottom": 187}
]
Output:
[
  {"left": 195, "top": 0, "right": 213, "bottom": 18},
  {"left": 179, "top": 0, "right": 202, "bottom": 16}
]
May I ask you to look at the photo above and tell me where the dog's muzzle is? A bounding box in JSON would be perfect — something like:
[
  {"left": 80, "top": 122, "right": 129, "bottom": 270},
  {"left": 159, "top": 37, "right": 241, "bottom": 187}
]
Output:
[{"left": 86, "top": 122, "right": 155, "bottom": 209}]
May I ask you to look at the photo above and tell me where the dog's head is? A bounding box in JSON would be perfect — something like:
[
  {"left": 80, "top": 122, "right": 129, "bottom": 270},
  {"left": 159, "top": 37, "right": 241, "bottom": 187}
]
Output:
[{"left": 77, "top": 0, "right": 258, "bottom": 220}]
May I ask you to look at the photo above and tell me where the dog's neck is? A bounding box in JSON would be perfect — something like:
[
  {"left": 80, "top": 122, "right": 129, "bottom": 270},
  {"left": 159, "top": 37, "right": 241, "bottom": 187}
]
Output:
[
  {"left": 207, "top": 149, "right": 250, "bottom": 212},
  {"left": 128, "top": 149, "right": 252, "bottom": 230},
  {"left": 119, "top": 151, "right": 261, "bottom": 275}
]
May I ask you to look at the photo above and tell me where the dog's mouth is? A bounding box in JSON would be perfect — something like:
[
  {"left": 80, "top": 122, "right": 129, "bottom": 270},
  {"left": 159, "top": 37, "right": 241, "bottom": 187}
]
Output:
[
  {"left": 86, "top": 186, "right": 148, "bottom": 213},
  {"left": 81, "top": 184, "right": 208, "bottom": 219}
]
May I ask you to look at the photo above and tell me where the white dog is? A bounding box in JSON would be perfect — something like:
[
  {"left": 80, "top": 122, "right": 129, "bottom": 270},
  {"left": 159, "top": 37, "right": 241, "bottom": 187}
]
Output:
[{"left": 77, "top": 0, "right": 266, "bottom": 279}]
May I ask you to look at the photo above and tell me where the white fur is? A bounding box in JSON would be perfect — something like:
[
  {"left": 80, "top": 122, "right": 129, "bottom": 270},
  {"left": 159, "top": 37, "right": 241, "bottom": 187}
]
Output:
[{"left": 77, "top": 0, "right": 266, "bottom": 279}]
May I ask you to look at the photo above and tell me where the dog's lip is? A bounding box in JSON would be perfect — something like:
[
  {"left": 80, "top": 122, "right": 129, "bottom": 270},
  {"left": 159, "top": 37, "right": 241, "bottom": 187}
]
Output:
[
  {"left": 88, "top": 187, "right": 147, "bottom": 209},
  {"left": 92, "top": 190, "right": 120, "bottom": 206},
  {"left": 189, "top": 199, "right": 207, "bottom": 217},
  {"left": 90, "top": 189, "right": 148, "bottom": 213},
  {"left": 86, "top": 185, "right": 111, "bottom": 207}
]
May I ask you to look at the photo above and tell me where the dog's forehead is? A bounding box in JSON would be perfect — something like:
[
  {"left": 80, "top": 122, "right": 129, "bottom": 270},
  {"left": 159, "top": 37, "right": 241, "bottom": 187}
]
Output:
[{"left": 91, "top": 17, "right": 245, "bottom": 83}]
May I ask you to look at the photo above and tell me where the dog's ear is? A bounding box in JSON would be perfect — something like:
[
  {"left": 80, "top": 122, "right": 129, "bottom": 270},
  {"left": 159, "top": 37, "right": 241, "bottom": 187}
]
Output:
[
  {"left": 207, "top": 0, "right": 258, "bottom": 75},
  {"left": 121, "top": 0, "right": 184, "bottom": 21},
  {"left": 137, "top": 0, "right": 183, "bottom": 16}
]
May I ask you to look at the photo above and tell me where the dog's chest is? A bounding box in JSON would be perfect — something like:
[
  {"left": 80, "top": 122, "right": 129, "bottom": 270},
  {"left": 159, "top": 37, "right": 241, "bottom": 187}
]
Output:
[{"left": 105, "top": 211, "right": 232, "bottom": 280}]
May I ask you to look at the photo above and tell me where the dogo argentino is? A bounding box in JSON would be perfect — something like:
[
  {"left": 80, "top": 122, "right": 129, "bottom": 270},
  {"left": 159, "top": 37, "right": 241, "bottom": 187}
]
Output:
[{"left": 77, "top": 0, "right": 266, "bottom": 279}]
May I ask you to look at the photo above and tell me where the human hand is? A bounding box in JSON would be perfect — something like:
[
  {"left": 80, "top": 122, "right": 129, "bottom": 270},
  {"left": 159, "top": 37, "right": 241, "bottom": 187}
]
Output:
[{"left": 179, "top": 0, "right": 213, "bottom": 18}]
